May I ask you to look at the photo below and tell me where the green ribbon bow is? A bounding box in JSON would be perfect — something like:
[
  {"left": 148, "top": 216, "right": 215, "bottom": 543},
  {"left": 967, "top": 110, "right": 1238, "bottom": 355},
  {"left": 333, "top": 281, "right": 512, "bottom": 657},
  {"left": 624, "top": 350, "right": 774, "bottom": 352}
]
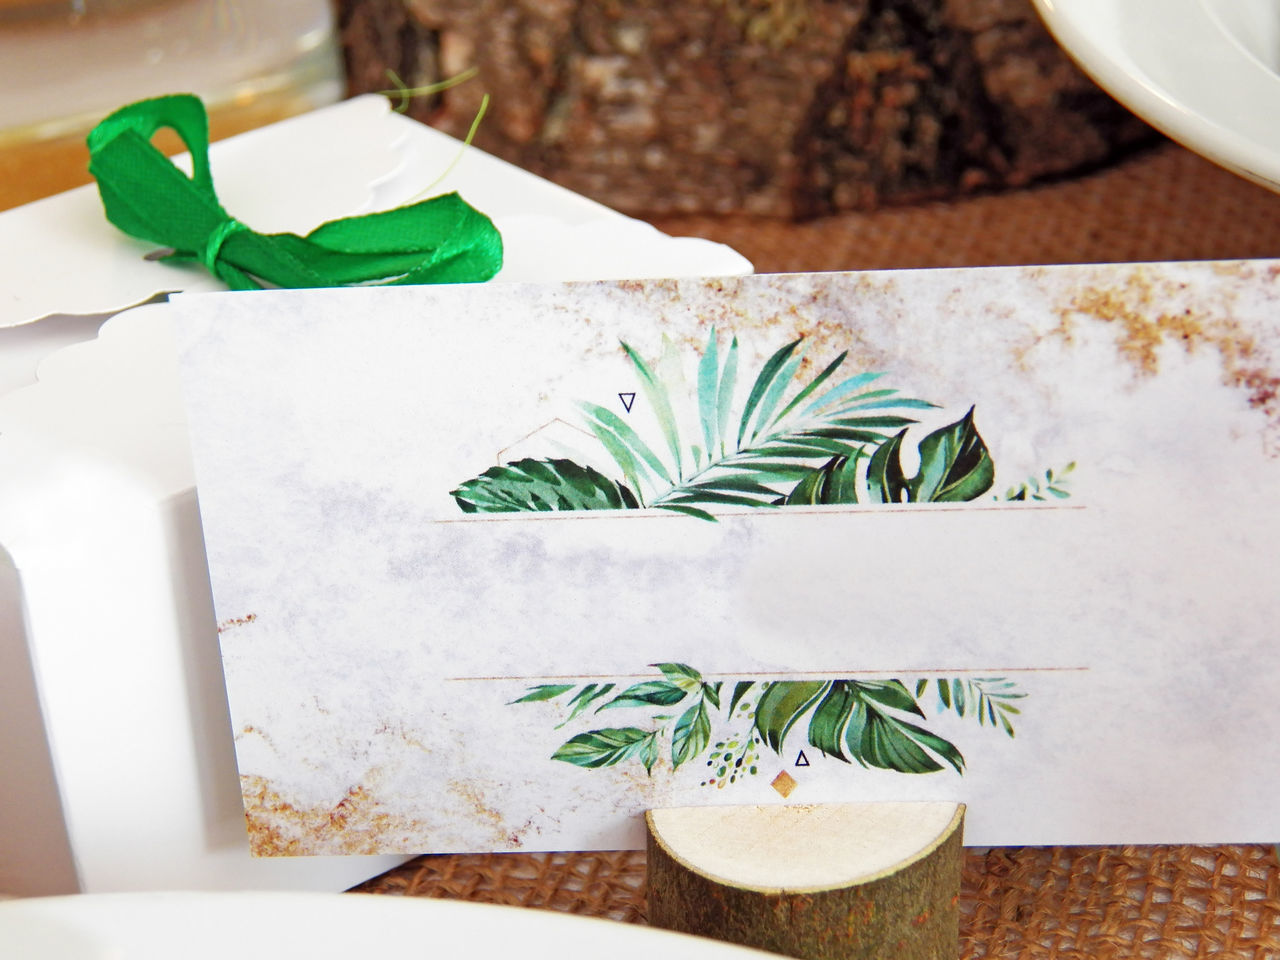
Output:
[{"left": 86, "top": 94, "right": 503, "bottom": 290}]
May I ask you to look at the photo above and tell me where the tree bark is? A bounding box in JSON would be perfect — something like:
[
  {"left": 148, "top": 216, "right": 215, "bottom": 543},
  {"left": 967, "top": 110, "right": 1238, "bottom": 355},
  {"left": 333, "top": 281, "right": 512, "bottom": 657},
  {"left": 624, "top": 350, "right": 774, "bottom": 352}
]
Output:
[
  {"left": 338, "top": 0, "right": 1157, "bottom": 218},
  {"left": 646, "top": 802, "right": 964, "bottom": 960}
]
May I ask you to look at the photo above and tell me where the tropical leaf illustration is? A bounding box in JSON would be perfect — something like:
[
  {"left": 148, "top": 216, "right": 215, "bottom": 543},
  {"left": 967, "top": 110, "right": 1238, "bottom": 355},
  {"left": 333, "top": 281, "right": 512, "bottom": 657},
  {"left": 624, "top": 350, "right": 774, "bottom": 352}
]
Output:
[
  {"left": 451, "top": 330, "right": 1073, "bottom": 519},
  {"left": 552, "top": 727, "right": 660, "bottom": 773},
  {"left": 863, "top": 407, "right": 994, "bottom": 503},
  {"left": 1004, "top": 462, "right": 1076, "bottom": 501},
  {"left": 451, "top": 457, "right": 640, "bottom": 513},
  {"left": 509, "top": 684, "right": 574, "bottom": 703},
  {"left": 545, "top": 663, "right": 723, "bottom": 774},
  {"left": 517, "top": 665, "right": 1022, "bottom": 785},
  {"left": 576, "top": 330, "right": 934, "bottom": 516},
  {"left": 914, "top": 677, "right": 1025, "bottom": 737},
  {"left": 672, "top": 699, "right": 713, "bottom": 769},
  {"left": 556, "top": 683, "right": 616, "bottom": 728},
  {"left": 780, "top": 452, "right": 863, "bottom": 505},
  {"left": 752, "top": 679, "right": 965, "bottom": 774}
]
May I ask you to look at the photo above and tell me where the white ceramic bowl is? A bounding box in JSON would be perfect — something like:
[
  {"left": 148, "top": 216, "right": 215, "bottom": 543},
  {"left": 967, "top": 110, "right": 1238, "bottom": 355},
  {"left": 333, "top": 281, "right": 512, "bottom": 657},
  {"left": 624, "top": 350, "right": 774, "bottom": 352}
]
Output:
[{"left": 1033, "top": 0, "right": 1280, "bottom": 191}]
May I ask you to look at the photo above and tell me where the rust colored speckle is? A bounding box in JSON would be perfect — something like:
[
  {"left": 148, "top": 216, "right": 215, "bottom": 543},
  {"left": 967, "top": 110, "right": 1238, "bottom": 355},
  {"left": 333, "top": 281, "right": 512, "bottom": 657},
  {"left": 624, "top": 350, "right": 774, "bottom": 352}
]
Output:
[
  {"left": 216, "top": 612, "right": 257, "bottom": 633},
  {"left": 846, "top": 898, "right": 874, "bottom": 927},
  {"left": 770, "top": 769, "right": 797, "bottom": 797},
  {"left": 1232, "top": 367, "right": 1280, "bottom": 416},
  {"left": 913, "top": 909, "right": 931, "bottom": 926},
  {"left": 1057, "top": 270, "right": 1206, "bottom": 375}
]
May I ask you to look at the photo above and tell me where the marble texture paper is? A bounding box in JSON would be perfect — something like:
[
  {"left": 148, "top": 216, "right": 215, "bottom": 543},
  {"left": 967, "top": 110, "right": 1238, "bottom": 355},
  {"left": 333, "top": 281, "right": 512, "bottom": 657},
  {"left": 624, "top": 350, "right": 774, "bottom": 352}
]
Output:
[{"left": 174, "top": 262, "right": 1280, "bottom": 855}]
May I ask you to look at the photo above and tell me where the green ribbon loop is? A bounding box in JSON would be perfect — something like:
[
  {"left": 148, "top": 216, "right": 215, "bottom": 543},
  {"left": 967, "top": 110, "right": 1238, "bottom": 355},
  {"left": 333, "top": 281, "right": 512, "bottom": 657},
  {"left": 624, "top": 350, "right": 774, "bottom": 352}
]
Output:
[{"left": 87, "top": 94, "right": 503, "bottom": 291}]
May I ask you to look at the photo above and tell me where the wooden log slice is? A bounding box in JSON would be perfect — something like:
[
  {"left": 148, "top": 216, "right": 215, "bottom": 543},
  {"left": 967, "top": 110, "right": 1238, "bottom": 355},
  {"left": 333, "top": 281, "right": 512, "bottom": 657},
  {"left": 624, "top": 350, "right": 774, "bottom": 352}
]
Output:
[
  {"left": 646, "top": 802, "right": 964, "bottom": 960},
  {"left": 337, "top": 0, "right": 1157, "bottom": 218}
]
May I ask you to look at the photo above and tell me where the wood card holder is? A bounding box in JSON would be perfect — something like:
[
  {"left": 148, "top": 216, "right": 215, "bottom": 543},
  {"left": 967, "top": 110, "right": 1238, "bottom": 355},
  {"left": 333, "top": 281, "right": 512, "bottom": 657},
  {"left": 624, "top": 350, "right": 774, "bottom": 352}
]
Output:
[{"left": 645, "top": 802, "right": 964, "bottom": 960}]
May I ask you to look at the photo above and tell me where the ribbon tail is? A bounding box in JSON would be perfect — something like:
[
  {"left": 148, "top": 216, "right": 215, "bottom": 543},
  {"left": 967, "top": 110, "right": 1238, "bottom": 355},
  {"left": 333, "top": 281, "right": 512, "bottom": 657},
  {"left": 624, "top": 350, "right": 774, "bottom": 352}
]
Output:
[
  {"left": 305, "top": 192, "right": 504, "bottom": 285},
  {"left": 88, "top": 96, "right": 505, "bottom": 290}
]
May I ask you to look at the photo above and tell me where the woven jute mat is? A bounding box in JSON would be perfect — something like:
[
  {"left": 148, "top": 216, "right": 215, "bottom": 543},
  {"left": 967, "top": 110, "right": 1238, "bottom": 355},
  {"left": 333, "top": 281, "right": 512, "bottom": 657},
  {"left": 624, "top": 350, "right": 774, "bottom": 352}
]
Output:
[
  {"left": 354, "top": 846, "right": 1280, "bottom": 958},
  {"left": 650, "top": 140, "right": 1280, "bottom": 271},
  {"left": 353, "top": 139, "right": 1280, "bottom": 958}
]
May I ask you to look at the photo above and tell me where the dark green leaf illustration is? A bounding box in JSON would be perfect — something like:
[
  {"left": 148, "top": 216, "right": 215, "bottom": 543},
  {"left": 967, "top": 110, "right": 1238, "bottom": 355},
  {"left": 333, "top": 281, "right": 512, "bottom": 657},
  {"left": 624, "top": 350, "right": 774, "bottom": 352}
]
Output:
[
  {"left": 508, "top": 683, "right": 574, "bottom": 704},
  {"left": 781, "top": 453, "right": 863, "bottom": 505},
  {"left": 843, "top": 697, "right": 964, "bottom": 774},
  {"left": 808, "top": 681, "right": 857, "bottom": 760},
  {"left": 865, "top": 407, "right": 994, "bottom": 503},
  {"left": 757, "top": 679, "right": 961, "bottom": 774},
  {"left": 753, "top": 681, "right": 827, "bottom": 753},
  {"left": 520, "top": 665, "right": 1021, "bottom": 785},
  {"left": 552, "top": 727, "right": 660, "bottom": 773},
  {"left": 451, "top": 457, "right": 639, "bottom": 513},
  {"left": 728, "top": 680, "right": 755, "bottom": 715},
  {"left": 672, "top": 700, "right": 712, "bottom": 769},
  {"left": 557, "top": 683, "right": 616, "bottom": 728},
  {"left": 599, "top": 680, "right": 688, "bottom": 710},
  {"left": 857, "top": 679, "right": 927, "bottom": 717}
]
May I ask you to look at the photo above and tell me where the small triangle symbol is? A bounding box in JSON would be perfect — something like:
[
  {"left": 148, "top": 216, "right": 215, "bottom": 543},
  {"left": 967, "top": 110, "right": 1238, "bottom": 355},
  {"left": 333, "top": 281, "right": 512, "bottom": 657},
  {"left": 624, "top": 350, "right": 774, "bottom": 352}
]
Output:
[
  {"left": 795, "top": 750, "right": 810, "bottom": 767},
  {"left": 619, "top": 392, "right": 636, "bottom": 413}
]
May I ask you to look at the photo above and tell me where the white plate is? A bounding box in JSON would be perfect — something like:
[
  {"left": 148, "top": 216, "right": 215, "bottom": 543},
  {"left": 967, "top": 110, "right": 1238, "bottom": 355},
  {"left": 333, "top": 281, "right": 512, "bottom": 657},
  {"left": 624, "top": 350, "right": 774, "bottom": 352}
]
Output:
[
  {"left": 1033, "top": 0, "right": 1280, "bottom": 191},
  {"left": 0, "top": 893, "right": 774, "bottom": 960}
]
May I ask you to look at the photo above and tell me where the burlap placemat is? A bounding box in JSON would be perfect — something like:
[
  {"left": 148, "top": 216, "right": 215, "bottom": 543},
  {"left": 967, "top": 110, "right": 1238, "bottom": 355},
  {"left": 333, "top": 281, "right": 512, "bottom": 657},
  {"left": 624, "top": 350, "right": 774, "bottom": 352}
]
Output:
[
  {"left": 354, "top": 846, "right": 1280, "bottom": 958},
  {"left": 353, "top": 139, "right": 1280, "bottom": 958},
  {"left": 648, "top": 140, "right": 1280, "bottom": 271}
]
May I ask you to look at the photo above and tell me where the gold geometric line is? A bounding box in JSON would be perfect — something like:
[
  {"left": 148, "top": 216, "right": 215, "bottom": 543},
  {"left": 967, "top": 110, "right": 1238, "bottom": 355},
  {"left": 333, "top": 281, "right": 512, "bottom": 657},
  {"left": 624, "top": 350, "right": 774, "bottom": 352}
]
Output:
[
  {"left": 494, "top": 417, "right": 596, "bottom": 466},
  {"left": 446, "top": 666, "right": 1090, "bottom": 682},
  {"left": 431, "top": 503, "right": 1087, "bottom": 524}
]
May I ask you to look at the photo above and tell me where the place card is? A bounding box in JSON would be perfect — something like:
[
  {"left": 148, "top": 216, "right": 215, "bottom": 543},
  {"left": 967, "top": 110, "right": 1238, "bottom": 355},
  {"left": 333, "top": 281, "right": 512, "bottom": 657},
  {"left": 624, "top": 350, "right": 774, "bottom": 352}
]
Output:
[{"left": 174, "top": 261, "right": 1280, "bottom": 855}]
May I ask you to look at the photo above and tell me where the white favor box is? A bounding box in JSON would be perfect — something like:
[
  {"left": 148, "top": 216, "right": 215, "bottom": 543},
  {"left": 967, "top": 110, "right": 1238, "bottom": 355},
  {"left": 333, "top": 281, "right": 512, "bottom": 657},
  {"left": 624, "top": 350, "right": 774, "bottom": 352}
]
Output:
[{"left": 0, "top": 97, "right": 750, "bottom": 896}]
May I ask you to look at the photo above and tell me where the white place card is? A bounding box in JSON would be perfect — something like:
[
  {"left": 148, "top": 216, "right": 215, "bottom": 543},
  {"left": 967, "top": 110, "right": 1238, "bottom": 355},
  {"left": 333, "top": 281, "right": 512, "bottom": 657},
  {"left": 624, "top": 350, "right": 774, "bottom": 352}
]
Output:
[{"left": 174, "top": 262, "right": 1280, "bottom": 854}]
